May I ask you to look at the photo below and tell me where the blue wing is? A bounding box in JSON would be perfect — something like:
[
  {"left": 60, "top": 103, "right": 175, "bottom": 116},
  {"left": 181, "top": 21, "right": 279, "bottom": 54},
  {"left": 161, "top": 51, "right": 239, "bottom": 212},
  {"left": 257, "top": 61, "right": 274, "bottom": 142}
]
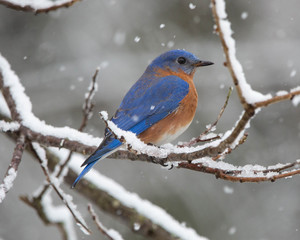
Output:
[
  {"left": 72, "top": 76, "right": 189, "bottom": 187},
  {"left": 112, "top": 75, "right": 189, "bottom": 133}
]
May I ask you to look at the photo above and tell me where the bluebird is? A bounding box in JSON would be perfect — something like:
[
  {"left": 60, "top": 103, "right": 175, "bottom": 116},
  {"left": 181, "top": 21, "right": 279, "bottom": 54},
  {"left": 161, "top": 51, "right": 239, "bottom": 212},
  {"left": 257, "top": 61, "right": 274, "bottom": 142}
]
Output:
[{"left": 72, "top": 49, "right": 213, "bottom": 187}]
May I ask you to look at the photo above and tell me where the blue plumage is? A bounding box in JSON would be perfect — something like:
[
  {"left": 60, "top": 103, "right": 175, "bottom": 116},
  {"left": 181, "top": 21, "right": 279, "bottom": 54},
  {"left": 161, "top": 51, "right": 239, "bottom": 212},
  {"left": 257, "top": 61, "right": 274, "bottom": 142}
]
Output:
[
  {"left": 72, "top": 49, "right": 213, "bottom": 187},
  {"left": 72, "top": 76, "right": 189, "bottom": 187}
]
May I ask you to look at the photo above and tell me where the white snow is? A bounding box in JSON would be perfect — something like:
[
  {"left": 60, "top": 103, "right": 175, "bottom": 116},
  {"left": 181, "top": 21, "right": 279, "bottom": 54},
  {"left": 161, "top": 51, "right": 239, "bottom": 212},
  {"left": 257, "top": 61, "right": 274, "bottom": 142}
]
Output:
[
  {"left": 291, "top": 86, "right": 300, "bottom": 107},
  {"left": 191, "top": 157, "right": 300, "bottom": 180},
  {"left": 99, "top": 61, "right": 109, "bottom": 69},
  {"left": 0, "top": 168, "right": 17, "bottom": 203},
  {"left": 276, "top": 90, "right": 288, "bottom": 96},
  {"left": 0, "top": 53, "right": 100, "bottom": 148},
  {"left": 292, "top": 95, "right": 300, "bottom": 107},
  {"left": 167, "top": 41, "right": 175, "bottom": 48},
  {"left": 0, "top": 120, "right": 20, "bottom": 132},
  {"left": 223, "top": 185, "right": 234, "bottom": 194},
  {"left": 215, "top": 0, "right": 272, "bottom": 104},
  {"left": 42, "top": 191, "right": 77, "bottom": 240},
  {"left": 4, "top": 0, "right": 74, "bottom": 10},
  {"left": 113, "top": 30, "right": 126, "bottom": 46},
  {"left": 241, "top": 12, "right": 248, "bottom": 20},
  {"left": 215, "top": 0, "right": 227, "bottom": 19},
  {"left": 32, "top": 143, "right": 89, "bottom": 235},
  {"left": 131, "top": 115, "right": 139, "bottom": 122},
  {"left": 106, "top": 229, "right": 124, "bottom": 240},
  {"left": 100, "top": 110, "right": 108, "bottom": 120},
  {"left": 50, "top": 148, "right": 208, "bottom": 240},
  {"left": 133, "top": 222, "right": 141, "bottom": 231},
  {"left": 159, "top": 24, "right": 165, "bottom": 29},
  {"left": 290, "top": 69, "right": 297, "bottom": 78},
  {"left": 88, "top": 204, "right": 124, "bottom": 240},
  {"left": 59, "top": 65, "right": 66, "bottom": 72},
  {"left": 189, "top": 3, "right": 196, "bottom": 10},
  {"left": 134, "top": 36, "right": 141, "bottom": 43},
  {"left": 100, "top": 111, "right": 219, "bottom": 157},
  {"left": 228, "top": 226, "right": 237, "bottom": 235}
]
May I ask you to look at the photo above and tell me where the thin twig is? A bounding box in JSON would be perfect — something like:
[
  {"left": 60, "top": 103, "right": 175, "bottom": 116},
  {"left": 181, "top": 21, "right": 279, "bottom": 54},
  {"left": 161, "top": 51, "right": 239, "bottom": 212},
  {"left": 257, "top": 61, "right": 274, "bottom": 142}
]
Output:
[
  {"left": 178, "top": 87, "right": 233, "bottom": 147},
  {"left": 32, "top": 143, "right": 91, "bottom": 234},
  {"left": 57, "top": 68, "right": 98, "bottom": 174},
  {"left": 36, "top": 68, "right": 99, "bottom": 198},
  {"left": 20, "top": 194, "right": 69, "bottom": 240},
  {"left": 26, "top": 68, "right": 99, "bottom": 232},
  {"left": 254, "top": 89, "right": 300, "bottom": 108},
  {"left": 88, "top": 204, "right": 124, "bottom": 240},
  {"left": 0, "top": 72, "right": 22, "bottom": 122},
  {"left": 0, "top": 133, "right": 25, "bottom": 203},
  {"left": 178, "top": 159, "right": 300, "bottom": 183},
  {"left": 79, "top": 67, "right": 99, "bottom": 131}
]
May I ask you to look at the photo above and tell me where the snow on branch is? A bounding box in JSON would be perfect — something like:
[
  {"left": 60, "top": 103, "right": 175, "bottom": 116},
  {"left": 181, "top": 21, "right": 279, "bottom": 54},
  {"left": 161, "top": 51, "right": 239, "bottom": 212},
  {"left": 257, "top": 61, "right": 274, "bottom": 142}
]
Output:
[
  {"left": 0, "top": 0, "right": 81, "bottom": 13},
  {"left": 1, "top": 49, "right": 299, "bottom": 185},
  {"left": 211, "top": 0, "right": 300, "bottom": 110},
  {"left": 100, "top": 111, "right": 172, "bottom": 159},
  {"left": 0, "top": 53, "right": 100, "bottom": 149},
  {"left": 211, "top": 0, "right": 272, "bottom": 106},
  {"left": 88, "top": 204, "right": 125, "bottom": 240},
  {"left": 179, "top": 158, "right": 300, "bottom": 183},
  {"left": 100, "top": 111, "right": 300, "bottom": 182},
  {"left": 31, "top": 142, "right": 91, "bottom": 235},
  {"left": 0, "top": 134, "right": 25, "bottom": 203},
  {"left": 254, "top": 86, "right": 300, "bottom": 108},
  {"left": 0, "top": 120, "right": 20, "bottom": 132},
  {"left": 1, "top": 1, "right": 300, "bottom": 239},
  {"left": 80, "top": 68, "right": 99, "bottom": 131},
  {"left": 178, "top": 87, "right": 232, "bottom": 148},
  {"left": 54, "top": 149, "right": 208, "bottom": 240}
]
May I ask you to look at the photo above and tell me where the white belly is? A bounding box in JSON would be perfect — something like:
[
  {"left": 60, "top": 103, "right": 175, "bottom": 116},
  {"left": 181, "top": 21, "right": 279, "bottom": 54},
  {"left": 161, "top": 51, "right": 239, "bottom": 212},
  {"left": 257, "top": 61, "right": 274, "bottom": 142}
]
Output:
[{"left": 154, "top": 122, "right": 191, "bottom": 145}]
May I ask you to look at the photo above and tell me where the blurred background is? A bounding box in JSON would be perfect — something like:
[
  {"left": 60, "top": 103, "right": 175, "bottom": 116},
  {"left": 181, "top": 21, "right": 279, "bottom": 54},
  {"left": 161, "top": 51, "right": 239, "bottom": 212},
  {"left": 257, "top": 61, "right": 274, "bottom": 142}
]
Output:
[{"left": 0, "top": 0, "right": 300, "bottom": 239}]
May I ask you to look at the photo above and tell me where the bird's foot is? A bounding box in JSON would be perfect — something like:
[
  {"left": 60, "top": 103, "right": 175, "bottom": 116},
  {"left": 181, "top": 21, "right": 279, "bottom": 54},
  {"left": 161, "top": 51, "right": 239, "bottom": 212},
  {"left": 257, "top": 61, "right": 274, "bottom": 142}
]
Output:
[{"left": 150, "top": 157, "right": 168, "bottom": 167}]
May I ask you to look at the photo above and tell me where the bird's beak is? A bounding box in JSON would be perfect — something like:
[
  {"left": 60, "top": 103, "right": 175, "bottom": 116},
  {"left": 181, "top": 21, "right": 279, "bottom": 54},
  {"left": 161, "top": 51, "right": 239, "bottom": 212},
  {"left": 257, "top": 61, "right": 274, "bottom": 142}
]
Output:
[{"left": 193, "top": 60, "right": 214, "bottom": 67}]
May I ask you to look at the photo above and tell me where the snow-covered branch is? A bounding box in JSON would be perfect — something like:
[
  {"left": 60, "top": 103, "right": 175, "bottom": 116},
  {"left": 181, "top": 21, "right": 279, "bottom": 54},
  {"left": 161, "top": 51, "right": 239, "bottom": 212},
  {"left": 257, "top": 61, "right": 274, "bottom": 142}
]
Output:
[
  {"left": 31, "top": 142, "right": 91, "bottom": 235},
  {"left": 88, "top": 204, "right": 124, "bottom": 240},
  {"left": 0, "top": 133, "right": 25, "bottom": 203},
  {"left": 1, "top": 1, "right": 300, "bottom": 239},
  {"left": 0, "top": 56, "right": 207, "bottom": 239},
  {"left": 178, "top": 158, "right": 300, "bottom": 183},
  {"left": 211, "top": 0, "right": 300, "bottom": 109},
  {"left": 51, "top": 149, "right": 208, "bottom": 240},
  {"left": 0, "top": 0, "right": 81, "bottom": 13}
]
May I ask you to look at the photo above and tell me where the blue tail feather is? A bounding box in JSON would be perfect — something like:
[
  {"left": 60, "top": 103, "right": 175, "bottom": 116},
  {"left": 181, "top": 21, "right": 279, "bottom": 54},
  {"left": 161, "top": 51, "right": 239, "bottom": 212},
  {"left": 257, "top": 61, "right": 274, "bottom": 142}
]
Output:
[
  {"left": 72, "top": 137, "right": 122, "bottom": 187},
  {"left": 72, "top": 161, "right": 97, "bottom": 188}
]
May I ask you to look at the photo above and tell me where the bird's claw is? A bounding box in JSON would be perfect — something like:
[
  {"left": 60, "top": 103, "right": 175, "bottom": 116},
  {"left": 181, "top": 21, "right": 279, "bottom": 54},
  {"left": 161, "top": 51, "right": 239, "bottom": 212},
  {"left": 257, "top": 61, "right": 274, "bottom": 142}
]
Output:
[
  {"left": 168, "top": 163, "right": 174, "bottom": 170},
  {"left": 150, "top": 157, "right": 168, "bottom": 167}
]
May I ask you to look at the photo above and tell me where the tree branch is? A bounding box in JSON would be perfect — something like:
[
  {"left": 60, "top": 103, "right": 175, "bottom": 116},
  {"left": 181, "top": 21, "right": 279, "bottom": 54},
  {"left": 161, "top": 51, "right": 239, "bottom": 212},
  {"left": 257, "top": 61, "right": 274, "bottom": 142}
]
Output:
[
  {"left": 88, "top": 204, "right": 124, "bottom": 240},
  {"left": 0, "top": 72, "right": 21, "bottom": 122},
  {"left": 178, "top": 159, "right": 300, "bottom": 183},
  {"left": 0, "top": 0, "right": 81, "bottom": 14},
  {"left": 45, "top": 150, "right": 190, "bottom": 240},
  {"left": 0, "top": 1, "right": 300, "bottom": 239},
  {"left": 30, "top": 143, "right": 91, "bottom": 235},
  {"left": 0, "top": 133, "right": 25, "bottom": 203},
  {"left": 254, "top": 89, "right": 300, "bottom": 108}
]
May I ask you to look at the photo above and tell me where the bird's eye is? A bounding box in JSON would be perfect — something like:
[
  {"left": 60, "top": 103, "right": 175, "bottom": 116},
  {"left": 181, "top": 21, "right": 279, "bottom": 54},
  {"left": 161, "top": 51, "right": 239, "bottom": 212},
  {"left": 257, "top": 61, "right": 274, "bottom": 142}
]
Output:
[{"left": 177, "top": 57, "right": 187, "bottom": 65}]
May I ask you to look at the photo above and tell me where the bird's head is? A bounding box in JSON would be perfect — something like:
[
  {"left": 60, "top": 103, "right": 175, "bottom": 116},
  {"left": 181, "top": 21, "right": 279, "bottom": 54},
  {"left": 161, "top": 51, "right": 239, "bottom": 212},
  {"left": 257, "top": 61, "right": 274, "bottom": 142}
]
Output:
[{"left": 148, "top": 49, "right": 213, "bottom": 75}]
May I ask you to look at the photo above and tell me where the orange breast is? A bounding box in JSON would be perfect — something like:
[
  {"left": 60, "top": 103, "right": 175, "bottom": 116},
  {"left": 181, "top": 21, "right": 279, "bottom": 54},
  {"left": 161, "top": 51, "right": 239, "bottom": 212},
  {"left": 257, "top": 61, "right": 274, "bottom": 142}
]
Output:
[{"left": 138, "top": 68, "right": 198, "bottom": 145}]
